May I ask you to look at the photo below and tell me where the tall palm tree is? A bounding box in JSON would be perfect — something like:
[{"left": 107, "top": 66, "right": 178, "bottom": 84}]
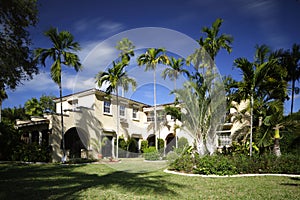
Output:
[
  {"left": 96, "top": 60, "right": 136, "bottom": 159},
  {"left": 137, "top": 48, "right": 169, "bottom": 149},
  {"left": 162, "top": 57, "right": 188, "bottom": 90},
  {"left": 234, "top": 45, "right": 286, "bottom": 156},
  {"left": 198, "top": 18, "right": 233, "bottom": 61},
  {"left": 35, "top": 27, "right": 83, "bottom": 162},
  {"left": 283, "top": 44, "right": 300, "bottom": 114}
]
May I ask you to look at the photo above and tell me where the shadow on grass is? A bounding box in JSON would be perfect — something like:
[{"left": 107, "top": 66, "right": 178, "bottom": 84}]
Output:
[
  {"left": 280, "top": 177, "right": 300, "bottom": 187},
  {"left": 0, "top": 163, "right": 183, "bottom": 199}
]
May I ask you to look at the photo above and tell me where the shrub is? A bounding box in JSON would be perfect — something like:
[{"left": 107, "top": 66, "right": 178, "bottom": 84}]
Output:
[
  {"left": 168, "top": 151, "right": 300, "bottom": 175},
  {"left": 143, "top": 146, "right": 160, "bottom": 160},
  {"left": 166, "top": 151, "right": 179, "bottom": 164},
  {"left": 11, "top": 142, "right": 51, "bottom": 162},
  {"left": 141, "top": 140, "right": 148, "bottom": 153},
  {"left": 178, "top": 137, "right": 189, "bottom": 148},
  {"left": 158, "top": 138, "right": 164, "bottom": 151},
  {"left": 193, "top": 155, "right": 237, "bottom": 175}
]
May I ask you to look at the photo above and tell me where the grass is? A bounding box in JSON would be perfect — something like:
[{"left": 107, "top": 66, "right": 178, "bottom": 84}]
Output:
[{"left": 0, "top": 159, "right": 299, "bottom": 200}]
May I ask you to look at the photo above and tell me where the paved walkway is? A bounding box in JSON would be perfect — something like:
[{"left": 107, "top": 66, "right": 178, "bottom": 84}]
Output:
[{"left": 164, "top": 169, "right": 300, "bottom": 178}]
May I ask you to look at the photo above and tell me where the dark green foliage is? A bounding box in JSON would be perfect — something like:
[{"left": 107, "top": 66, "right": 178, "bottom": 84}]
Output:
[
  {"left": 24, "top": 97, "right": 43, "bottom": 116},
  {"left": 178, "top": 137, "right": 189, "bottom": 148},
  {"left": 0, "top": 122, "right": 21, "bottom": 160},
  {"left": 39, "top": 94, "right": 56, "bottom": 113},
  {"left": 164, "top": 105, "right": 181, "bottom": 120},
  {"left": 0, "top": 0, "right": 38, "bottom": 92},
  {"left": 11, "top": 142, "right": 51, "bottom": 163},
  {"left": 1, "top": 106, "right": 27, "bottom": 123},
  {"left": 117, "top": 137, "right": 139, "bottom": 158},
  {"left": 169, "top": 151, "right": 300, "bottom": 175},
  {"left": 219, "top": 142, "right": 259, "bottom": 156},
  {"left": 232, "top": 154, "right": 300, "bottom": 174},
  {"left": 193, "top": 155, "right": 237, "bottom": 175},
  {"left": 143, "top": 146, "right": 160, "bottom": 160},
  {"left": 140, "top": 140, "right": 148, "bottom": 153},
  {"left": 158, "top": 138, "right": 164, "bottom": 151}
]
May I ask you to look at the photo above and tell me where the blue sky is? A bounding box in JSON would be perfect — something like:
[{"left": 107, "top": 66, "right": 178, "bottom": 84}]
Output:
[{"left": 3, "top": 0, "right": 300, "bottom": 114}]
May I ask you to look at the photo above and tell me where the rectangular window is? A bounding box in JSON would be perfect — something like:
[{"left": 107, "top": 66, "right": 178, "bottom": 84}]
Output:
[
  {"left": 147, "top": 112, "right": 154, "bottom": 122},
  {"left": 103, "top": 101, "right": 111, "bottom": 114},
  {"left": 120, "top": 105, "right": 125, "bottom": 117},
  {"left": 132, "top": 108, "right": 138, "bottom": 119},
  {"left": 219, "top": 134, "right": 231, "bottom": 147}
]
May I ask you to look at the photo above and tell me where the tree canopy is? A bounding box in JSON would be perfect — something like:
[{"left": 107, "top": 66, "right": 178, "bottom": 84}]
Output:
[{"left": 0, "top": 0, "right": 39, "bottom": 95}]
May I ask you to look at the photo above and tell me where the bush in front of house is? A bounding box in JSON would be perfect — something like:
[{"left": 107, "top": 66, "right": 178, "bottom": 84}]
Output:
[
  {"left": 11, "top": 142, "right": 51, "bottom": 163},
  {"left": 143, "top": 146, "right": 160, "bottom": 160},
  {"left": 168, "top": 149, "right": 300, "bottom": 175}
]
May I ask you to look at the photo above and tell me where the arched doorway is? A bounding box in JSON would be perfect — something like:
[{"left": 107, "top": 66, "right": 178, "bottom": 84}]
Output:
[
  {"left": 147, "top": 134, "right": 156, "bottom": 147},
  {"left": 165, "top": 133, "right": 176, "bottom": 153},
  {"left": 64, "top": 127, "right": 88, "bottom": 158}
]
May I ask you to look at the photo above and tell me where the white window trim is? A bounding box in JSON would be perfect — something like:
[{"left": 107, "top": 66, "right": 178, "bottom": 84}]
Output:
[
  {"left": 103, "top": 101, "right": 112, "bottom": 115},
  {"left": 120, "top": 105, "right": 126, "bottom": 118},
  {"left": 132, "top": 107, "right": 139, "bottom": 120}
]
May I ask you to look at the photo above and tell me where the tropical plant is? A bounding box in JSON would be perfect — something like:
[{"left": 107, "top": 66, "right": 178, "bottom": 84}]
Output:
[
  {"left": 282, "top": 44, "right": 300, "bottom": 114},
  {"left": 24, "top": 97, "right": 43, "bottom": 117},
  {"left": 197, "top": 18, "right": 233, "bottom": 61},
  {"left": 137, "top": 48, "right": 169, "bottom": 149},
  {"left": 162, "top": 57, "right": 188, "bottom": 90},
  {"left": 233, "top": 45, "right": 287, "bottom": 156},
  {"left": 34, "top": 27, "right": 83, "bottom": 161},
  {"left": 116, "top": 38, "right": 135, "bottom": 64},
  {"left": 96, "top": 46, "right": 136, "bottom": 159},
  {"left": 24, "top": 95, "right": 55, "bottom": 117}
]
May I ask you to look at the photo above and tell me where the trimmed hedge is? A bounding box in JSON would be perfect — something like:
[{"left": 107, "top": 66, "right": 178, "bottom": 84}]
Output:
[{"left": 143, "top": 147, "right": 160, "bottom": 160}]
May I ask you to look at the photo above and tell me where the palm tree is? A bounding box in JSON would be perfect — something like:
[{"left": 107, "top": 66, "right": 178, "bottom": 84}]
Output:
[
  {"left": 137, "top": 48, "right": 169, "bottom": 149},
  {"left": 173, "top": 80, "right": 214, "bottom": 155},
  {"left": 282, "top": 44, "right": 300, "bottom": 114},
  {"left": 116, "top": 38, "right": 135, "bottom": 64},
  {"left": 96, "top": 60, "right": 136, "bottom": 159},
  {"left": 198, "top": 18, "right": 233, "bottom": 61},
  {"left": 162, "top": 57, "right": 188, "bottom": 90},
  {"left": 35, "top": 27, "right": 83, "bottom": 162},
  {"left": 234, "top": 45, "right": 286, "bottom": 156}
]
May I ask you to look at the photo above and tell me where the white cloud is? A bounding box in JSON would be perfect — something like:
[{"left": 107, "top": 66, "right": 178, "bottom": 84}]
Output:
[
  {"left": 97, "top": 21, "right": 124, "bottom": 36},
  {"left": 16, "top": 72, "right": 57, "bottom": 93},
  {"left": 74, "top": 17, "right": 124, "bottom": 37}
]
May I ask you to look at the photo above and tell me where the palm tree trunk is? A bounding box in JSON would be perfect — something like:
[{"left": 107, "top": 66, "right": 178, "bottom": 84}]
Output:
[
  {"left": 291, "top": 79, "right": 295, "bottom": 114},
  {"left": 250, "top": 95, "right": 253, "bottom": 157},
  {"left": 273, "top": 128, "right": 281, "bottom": 157},
  {"left": 154, "top": 69, "right": 158, "bottom": 150},
  {"left": 59, "top": 82, "right": 65, "bottom": 162},
  {"left": 116, "top": 86, "right": 119, "bottom": 159}
]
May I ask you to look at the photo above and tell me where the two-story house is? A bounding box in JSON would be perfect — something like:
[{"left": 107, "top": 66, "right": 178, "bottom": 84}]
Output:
[
  {"left": 16, "top": 88, "right": 249, "bottom": 162},
  {"left": 49, "top": 88, "right": 184, "bottom": 162}
]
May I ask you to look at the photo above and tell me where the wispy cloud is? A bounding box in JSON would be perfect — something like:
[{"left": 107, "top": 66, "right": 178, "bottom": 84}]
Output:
[
  {"left": 239, "top": 0, "right": 288, "bottom": 47},
  {"left": 74, "top": 17, "right": 124, "bottom": 38},
  {"left": 16, "top": 72, "right": 57, "bottom": 93}
]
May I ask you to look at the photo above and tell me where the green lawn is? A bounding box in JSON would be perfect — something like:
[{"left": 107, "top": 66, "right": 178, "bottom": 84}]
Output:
[{"left": 0, "top": 159, "right": 299, "bottom": 200}]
